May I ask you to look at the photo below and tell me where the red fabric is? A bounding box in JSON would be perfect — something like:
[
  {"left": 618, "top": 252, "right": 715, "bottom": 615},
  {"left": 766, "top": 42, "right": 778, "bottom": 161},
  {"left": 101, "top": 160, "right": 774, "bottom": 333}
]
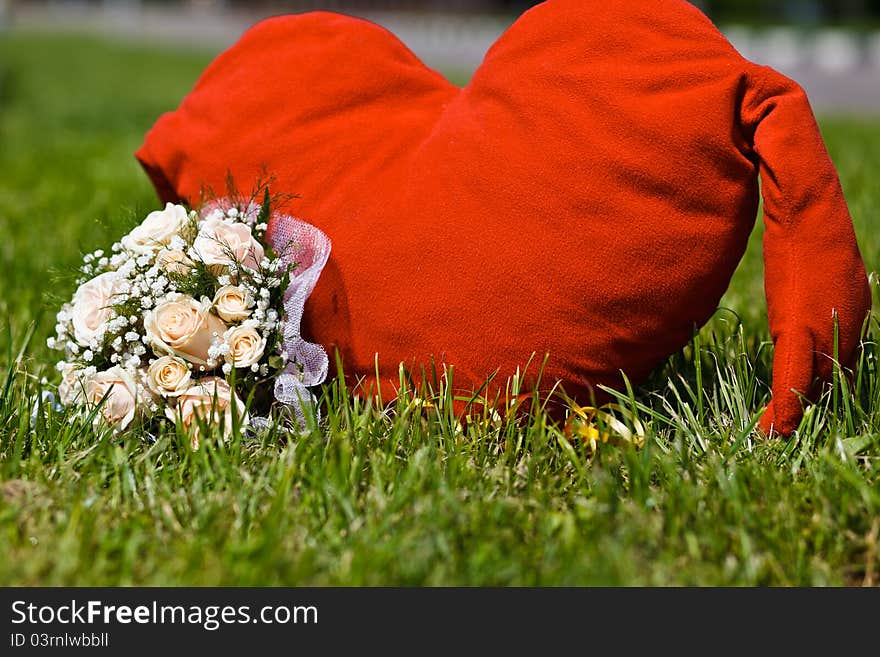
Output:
[{"left": 136, "top": 0, "right": 871, "bottom": 435}]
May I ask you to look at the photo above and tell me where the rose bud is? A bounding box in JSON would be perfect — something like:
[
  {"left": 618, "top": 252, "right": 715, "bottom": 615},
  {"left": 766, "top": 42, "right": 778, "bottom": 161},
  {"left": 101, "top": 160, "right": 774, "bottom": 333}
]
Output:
[
  {"left": 156, "top": 248, "right": 195, "bottom": 276},
  {"left": 146, "top": 355, "right": 192, "bottom": 397},
  {"left": 224, "top": 325, "right": 266, "bottom": 369},
  {"left": 212, "top": 285, "right": 256, "bottom": 322}
]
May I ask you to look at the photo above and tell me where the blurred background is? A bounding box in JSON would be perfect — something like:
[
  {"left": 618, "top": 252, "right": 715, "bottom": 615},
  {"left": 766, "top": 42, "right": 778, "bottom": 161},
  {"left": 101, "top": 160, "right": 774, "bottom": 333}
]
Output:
[{"left": 1, "top": 0, "right": 879, "bottom": 113}]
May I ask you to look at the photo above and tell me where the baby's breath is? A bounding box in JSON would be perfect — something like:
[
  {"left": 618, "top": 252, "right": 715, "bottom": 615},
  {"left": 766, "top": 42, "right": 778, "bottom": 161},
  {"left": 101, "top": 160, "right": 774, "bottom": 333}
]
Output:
[{"left": 48, "top": 183, "right": 308, "bottom": 437}]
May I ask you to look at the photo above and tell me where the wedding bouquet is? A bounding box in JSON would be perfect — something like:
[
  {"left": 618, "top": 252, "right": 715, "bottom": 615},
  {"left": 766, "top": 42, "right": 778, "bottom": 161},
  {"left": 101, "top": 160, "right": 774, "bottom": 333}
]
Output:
[{"left": 47, "top": 190, "right": 331, "bottom": 447}]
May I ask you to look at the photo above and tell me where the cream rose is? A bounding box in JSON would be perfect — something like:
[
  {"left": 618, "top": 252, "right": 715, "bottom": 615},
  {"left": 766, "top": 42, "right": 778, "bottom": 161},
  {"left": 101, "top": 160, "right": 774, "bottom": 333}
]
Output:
[
  {"left": 156, "top": 248, "right": 194, "bottom": 276},
  {"left": 144, "top": 296, "right": 227, "bottom": 367},
  {"left": 147, "top": 355, "right": 192, "bottom": 397},
  {"left": 191, "top": 217, "right": 265, "bottom": 272},
  {"left": 84, "top": 366, "right": 138, "bottom": 429},
  {"left": 165, "top": 377, "right": 247, "bottom": 448},
  {"left": 58, "top": 362, "right": 86, "bottom": 406},
  {"left": 212, "top": 285, "right": 255, "bottom": 322},
  {"left": 224, "top": 325, "right": 266, "bottom": 368},
  {"left": 70, "top": 271, "right": 123, "bottom": 345},
  {"left": 121, "top": 203, "right": 189, "bottom": 255}
]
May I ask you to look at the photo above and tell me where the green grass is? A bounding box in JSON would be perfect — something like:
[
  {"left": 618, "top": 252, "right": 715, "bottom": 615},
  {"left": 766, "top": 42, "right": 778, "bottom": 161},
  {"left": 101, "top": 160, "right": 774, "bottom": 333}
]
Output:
[{"left": 1, "top": 32, "right": 879, "bottom": 586}]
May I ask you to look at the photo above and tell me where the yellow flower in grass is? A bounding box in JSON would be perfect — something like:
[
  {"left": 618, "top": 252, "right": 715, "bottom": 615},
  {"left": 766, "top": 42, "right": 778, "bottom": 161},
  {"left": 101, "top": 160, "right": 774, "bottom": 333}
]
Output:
[{"left": 565, "top": 404, "right": 645, "bottom": 456}]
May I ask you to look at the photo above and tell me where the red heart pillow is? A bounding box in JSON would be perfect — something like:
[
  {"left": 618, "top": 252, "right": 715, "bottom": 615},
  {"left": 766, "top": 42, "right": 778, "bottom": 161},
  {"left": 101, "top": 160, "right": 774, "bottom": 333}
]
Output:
[{"left": 136, "top": 0, "right": 871, "bottom": 435}]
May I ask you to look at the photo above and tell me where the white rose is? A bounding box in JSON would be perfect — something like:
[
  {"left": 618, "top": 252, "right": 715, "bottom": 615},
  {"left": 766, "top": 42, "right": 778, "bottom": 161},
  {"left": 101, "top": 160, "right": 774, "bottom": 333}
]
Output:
[
  {"left": 224, "top": 325, "right": 266, "bottom": 368},
  {"left": 121, "top": 203, "right": 189, "bottom": 255},
  {"left": 165, "top": 376, "right": 247, "bottom": 448},
  {"left": 156, "top": 248, "right": 194, "bottom": 276},
  {"left": 58, "top": 362, "right": 86, "bottom": 405},
  {"left": 191, "top": 217, "right": 265, "bottom": 272},
  {"left": 144, "top": 296, "right": 227, "bottom": 367},
  {"left": 212, "top": 285, "right": 255, "bottom": 322},
  {"left": 147, "top": 355, "right": 192, "bottom": 397},
  {"left": 70, "top": 271, "right": 123, "bottom": 346},
  {"left": 84, "top": 366, "right": 139, "bottom": 429}
]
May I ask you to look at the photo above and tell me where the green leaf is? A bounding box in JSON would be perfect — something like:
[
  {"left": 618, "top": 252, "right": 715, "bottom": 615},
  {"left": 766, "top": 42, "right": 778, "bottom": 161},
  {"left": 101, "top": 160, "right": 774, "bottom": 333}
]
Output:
[
  {"left": 257, "top": 187, "right": 271, "bottom": 226},
  {"left": 841, "top": 433, "right": 879, "bottom": 456}
]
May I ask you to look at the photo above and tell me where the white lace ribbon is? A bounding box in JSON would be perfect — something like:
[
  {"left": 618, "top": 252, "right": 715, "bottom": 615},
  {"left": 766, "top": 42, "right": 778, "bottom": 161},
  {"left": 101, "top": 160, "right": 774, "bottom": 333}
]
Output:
[
  {"left": 202, "top": 200, "right": 332, "bottom": 429},
  {"left": 266, "top": 211, "right": 332, "bottom": 426}
]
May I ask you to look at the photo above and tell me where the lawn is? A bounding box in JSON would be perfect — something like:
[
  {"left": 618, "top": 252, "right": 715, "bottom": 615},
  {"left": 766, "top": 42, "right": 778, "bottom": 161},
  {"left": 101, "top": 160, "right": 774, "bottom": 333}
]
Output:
[{"left": 0, "top": 32, "right": 878, "bottom": 586}]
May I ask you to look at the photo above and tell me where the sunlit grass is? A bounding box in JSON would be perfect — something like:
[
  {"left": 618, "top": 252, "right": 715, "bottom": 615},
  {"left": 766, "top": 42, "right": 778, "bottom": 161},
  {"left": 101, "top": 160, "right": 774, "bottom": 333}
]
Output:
[{"left": 0, "top": 32, "right": 878, "bottom": 586}]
